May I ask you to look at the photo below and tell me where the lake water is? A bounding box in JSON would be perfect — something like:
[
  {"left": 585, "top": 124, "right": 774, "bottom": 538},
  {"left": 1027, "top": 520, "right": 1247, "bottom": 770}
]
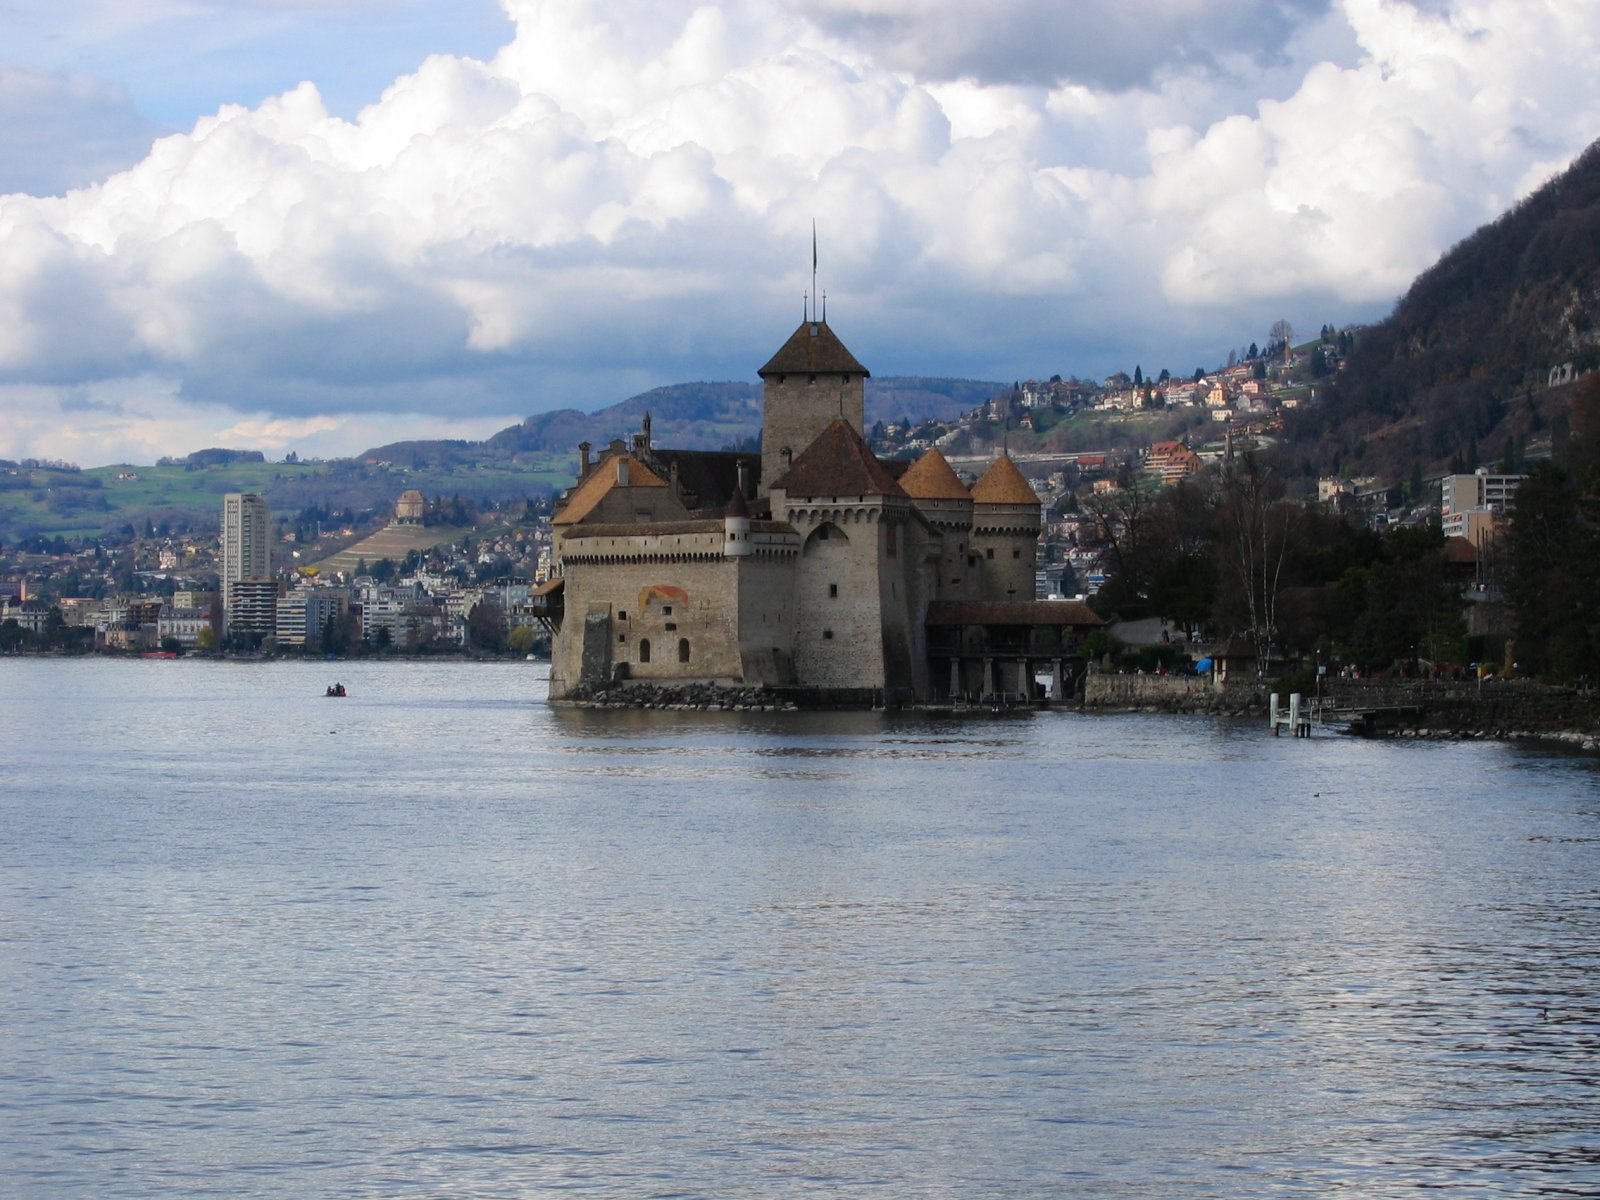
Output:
[{"left": 3, "top": 658, "right": 1598, "bottom": 1198}]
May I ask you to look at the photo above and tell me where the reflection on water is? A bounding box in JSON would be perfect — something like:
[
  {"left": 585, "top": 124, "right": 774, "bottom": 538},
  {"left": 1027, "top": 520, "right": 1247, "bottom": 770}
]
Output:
[{"left": 3, "top": 659, "right": 1599, "bottom": 1198}]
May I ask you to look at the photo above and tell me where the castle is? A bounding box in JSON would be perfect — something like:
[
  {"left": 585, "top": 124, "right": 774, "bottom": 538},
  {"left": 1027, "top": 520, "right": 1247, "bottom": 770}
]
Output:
[{"left": 537, "top": 318, "right": 1101, "bottom": 704}]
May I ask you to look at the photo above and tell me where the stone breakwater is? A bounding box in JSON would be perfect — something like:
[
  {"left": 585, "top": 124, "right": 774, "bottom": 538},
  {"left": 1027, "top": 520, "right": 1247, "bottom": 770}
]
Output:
[
  {"left": 1084, "top": 674, "right": 1600, "bottom": 750},
  {"left": 1384, "top": 691, "right": 1600, "bottom": 750}
]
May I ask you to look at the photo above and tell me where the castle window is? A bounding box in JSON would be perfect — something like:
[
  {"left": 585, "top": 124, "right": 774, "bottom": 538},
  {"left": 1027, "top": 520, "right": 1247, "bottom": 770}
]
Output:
[
  {"left": 823, "top": 629, "right": 834, "bottom": 640},
  {"left": 639, "top": 638, "right": 651, "bottom": 663},
  {"left": 986, "top": 548, "right": 995, "bottom": 560},
  {"left": 665, "top": 622, "right": 677, "bottom": 631},
  {"left": 818, "top": 526, "right": 829, "bottom": 540},
  {"left": 809, "top": 374, "right": 817, "bottom": 384},
  {"left": 829, "top": 584, "right": 838, "bottom": 598},
  {"left": 618, "top": 634, "right": 626, "bottom": 643},
  {"left": 618, "top": 611, "right": 627, "bottom": 620},
  {"left": 678, "top": 638, "right": 690, "bottom": 663},
  {"left": 1013, "top": 549, "right": 1021, "bottom": 559},
  {"left": 662, "top": 605, "right": 672, "bottom": 616}
]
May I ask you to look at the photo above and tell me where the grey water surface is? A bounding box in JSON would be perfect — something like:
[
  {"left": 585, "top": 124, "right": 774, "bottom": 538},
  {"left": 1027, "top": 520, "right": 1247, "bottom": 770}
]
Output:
[{"left": 3, "top": 658, "right": 1598, "bottom": 1198}]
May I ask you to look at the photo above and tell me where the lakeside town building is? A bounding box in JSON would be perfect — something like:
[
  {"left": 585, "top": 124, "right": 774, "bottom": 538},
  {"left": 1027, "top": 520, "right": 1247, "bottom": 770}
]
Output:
[
  {"left": 221, "top": 492, "right": 277, "bottom": 636},
  {"left": 536, "top": 317, "right": 1103, "bottom": 704},
  {"left": 1439, "top": 470, "right": 1527, "bottom": 542}
]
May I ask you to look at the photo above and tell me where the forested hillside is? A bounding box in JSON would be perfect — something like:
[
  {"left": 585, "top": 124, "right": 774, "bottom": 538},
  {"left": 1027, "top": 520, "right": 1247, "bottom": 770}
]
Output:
[{"left": 1290, "top": 136, "right": 1600, "bottom": 481}]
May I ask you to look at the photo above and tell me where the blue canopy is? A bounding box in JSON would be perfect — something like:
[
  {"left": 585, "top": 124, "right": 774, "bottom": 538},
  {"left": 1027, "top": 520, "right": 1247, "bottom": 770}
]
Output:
[{"left": 1194, "top": 657, "right": 1214, "bottom": 673}]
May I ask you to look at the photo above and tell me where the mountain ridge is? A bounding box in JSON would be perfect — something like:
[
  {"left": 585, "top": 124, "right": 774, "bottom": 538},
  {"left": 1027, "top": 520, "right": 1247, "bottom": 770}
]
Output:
[
  {"left": 1292, "top": 135, "right": 1600, "bottom": 480},
  {"left": 361, "top": 375, "right": 1007, "bottom": 464}
]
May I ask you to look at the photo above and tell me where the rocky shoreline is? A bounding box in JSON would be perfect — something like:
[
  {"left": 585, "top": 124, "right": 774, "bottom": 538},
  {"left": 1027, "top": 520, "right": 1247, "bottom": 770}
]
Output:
[
  {"left": 558, "top": 675, "right": 1600, "bottom": 753},
  {"left": 1082, "top": 674, "right": 1600, "bottom": 751}
]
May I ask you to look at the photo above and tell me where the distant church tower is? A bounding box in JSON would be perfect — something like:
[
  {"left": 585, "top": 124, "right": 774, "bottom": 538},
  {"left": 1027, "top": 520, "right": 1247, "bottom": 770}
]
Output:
[{"left": 757, "top": 319, "right": 869, "bottom": 496}]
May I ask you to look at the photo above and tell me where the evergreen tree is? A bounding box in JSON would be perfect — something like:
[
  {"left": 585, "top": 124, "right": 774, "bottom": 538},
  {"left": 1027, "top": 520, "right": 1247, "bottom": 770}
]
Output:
[{"left": 1505, "top": 463, "right": 1600, "bottom": 680}]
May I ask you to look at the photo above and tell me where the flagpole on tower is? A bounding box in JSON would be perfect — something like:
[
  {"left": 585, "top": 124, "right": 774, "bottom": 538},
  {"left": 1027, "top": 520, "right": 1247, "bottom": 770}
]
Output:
[{"left": 811, "top": 221, "right": 818, "bottom": 324}]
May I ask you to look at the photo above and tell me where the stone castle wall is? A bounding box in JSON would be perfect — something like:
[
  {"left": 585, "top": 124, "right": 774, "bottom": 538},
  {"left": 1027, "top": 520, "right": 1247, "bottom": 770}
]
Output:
[
  {"left": 786, "top": 506, "right": 889, "bottom": 689},
  {"left": 1083, "top": 673, "right": 1265, "bottom": 714},
  {"left": 550, "top": 531, "right": 743, "bottom": 698},
  {"left": 736, "top": 547, "right": 800, "bottom": 685}
]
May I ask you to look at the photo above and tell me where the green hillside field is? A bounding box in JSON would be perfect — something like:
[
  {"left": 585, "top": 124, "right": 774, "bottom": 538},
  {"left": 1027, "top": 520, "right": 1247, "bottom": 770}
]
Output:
[{"left": 0, "top": 453, "right": 575, "bottom": 543}]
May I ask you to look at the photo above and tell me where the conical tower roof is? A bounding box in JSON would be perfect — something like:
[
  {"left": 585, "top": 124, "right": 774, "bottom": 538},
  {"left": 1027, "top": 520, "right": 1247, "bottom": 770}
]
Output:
[
  {"left": 969, "top": 454, "right": 1039, "bottom": 505},
  {"left": 772, "top": 419, "right": 906, "bottom": 499},
  {"left": 758, "top": 320, "right": 870, "bottom": 378},
  {"left": 899, "top": 447, "right": 972, "bottom": 501}
]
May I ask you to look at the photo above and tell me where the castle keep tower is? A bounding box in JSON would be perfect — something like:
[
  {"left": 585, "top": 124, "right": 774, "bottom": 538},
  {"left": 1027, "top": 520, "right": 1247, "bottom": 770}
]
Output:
[{"left": 757, "top": 320, "right": 869, "bottom": 496}]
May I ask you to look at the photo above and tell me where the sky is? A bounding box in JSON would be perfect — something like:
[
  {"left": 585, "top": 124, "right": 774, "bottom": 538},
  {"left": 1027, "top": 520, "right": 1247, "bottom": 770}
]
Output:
[{"left": 1, "top": 0, "right": 1597, "bottom": 467}]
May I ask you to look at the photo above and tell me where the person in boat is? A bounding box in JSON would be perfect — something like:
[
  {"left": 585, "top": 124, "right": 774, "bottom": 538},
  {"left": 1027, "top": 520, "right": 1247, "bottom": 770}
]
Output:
[{"left": 326, "top": 682, "right": 346, "bottom": 697}]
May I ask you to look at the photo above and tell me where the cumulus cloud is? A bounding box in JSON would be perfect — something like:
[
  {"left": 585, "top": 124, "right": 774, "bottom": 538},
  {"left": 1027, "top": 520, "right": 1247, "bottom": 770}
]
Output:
[{"left": 1, "top": 0, "right": 1598, "bottom": 464}]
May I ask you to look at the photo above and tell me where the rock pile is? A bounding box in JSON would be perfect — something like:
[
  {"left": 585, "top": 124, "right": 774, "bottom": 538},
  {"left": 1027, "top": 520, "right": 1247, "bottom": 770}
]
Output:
[{"left": 566, "top": 682, "right": 798, "bottom": 711}]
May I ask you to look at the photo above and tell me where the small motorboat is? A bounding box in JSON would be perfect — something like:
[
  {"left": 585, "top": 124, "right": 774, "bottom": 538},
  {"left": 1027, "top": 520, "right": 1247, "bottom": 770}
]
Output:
[{"left": 325, "top": 683, "right": 347, "bottom": 697}]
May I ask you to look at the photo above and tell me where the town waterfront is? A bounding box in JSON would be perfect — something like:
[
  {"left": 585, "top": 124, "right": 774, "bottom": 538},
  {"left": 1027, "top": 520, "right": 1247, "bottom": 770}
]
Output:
[{"left": 4, "top": 659, "right": 1598, "bottom": 1198}]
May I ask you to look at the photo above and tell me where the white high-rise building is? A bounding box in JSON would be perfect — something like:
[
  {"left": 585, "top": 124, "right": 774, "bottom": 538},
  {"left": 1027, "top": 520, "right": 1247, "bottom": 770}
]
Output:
[
  {"left": 1440, "top": 471, "right": 1525, "bottom": 540},
  {"left": 222, "top": 492, "right": 271, "bottom": 582},
  {"left": 221, "top": 493, "right": 273, "bottom": 632}
]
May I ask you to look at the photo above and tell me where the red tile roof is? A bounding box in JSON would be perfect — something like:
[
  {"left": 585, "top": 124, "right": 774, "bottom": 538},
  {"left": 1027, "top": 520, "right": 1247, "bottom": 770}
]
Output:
[
  {"left": 899, "top": 447, "right": 972, "bottom": 500},
  {"left": 771, "top": 419, "right": 907, "bottom": 499},
  {"left": 552, "top": 454, "right": 668, "bottom": 526},
  {"left": 969, "top": 454, "right": 1039, "bottom": 505}
]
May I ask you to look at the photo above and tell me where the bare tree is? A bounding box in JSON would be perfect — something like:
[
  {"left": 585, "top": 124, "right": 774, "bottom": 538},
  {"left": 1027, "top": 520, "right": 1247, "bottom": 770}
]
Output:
[
  {"left": 1080, "top": 481, "right": 1164, "bottom": 611},
  {"left": 1269, "top": 319, "right": 1294, "bottom": 364},
  {"left": 1219, "top": 453, "right": 1291, "bottom": 664}
]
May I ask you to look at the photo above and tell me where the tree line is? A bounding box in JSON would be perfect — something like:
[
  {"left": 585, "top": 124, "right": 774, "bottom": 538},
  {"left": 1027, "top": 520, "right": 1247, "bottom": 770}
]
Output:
[
  {"left": 1091, "top": 374, "right": 1600, "bottom": 686},
  {"left": 1085, "top": 458, "right": 1475, "bottom": 676}
]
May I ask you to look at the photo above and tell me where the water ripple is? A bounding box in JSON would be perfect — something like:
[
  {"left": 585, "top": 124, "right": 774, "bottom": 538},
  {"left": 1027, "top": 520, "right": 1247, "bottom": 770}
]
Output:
[{"left": 4, "top": 660, "right": 1599, "bottom": 1197}]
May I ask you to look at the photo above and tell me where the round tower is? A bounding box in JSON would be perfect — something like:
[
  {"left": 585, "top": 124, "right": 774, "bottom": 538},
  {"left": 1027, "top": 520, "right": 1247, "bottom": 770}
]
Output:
[
  {"left": 900, "top": 447, "right": 977, "bottom": 600},
  {"left": 969, "top": 454, "right": 1041, "bottom": 601},
  {"left": 723, "top": 486, "right": 752, "bottom": 557}
]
